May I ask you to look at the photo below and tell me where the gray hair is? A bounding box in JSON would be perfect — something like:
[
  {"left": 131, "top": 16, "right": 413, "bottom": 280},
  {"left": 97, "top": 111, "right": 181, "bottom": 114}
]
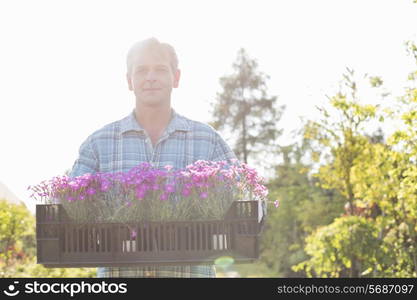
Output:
[{"left": 126, "top": 37, "right": 179, "bottom": 75}]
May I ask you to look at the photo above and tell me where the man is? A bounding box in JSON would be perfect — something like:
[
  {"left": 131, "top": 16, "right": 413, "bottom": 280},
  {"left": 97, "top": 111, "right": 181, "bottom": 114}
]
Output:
[{"left": 69, "top": 37, "right": 237, "bottom": 277}]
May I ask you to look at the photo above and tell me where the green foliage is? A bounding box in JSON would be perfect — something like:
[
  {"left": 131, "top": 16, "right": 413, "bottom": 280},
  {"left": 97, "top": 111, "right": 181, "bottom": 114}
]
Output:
[
  {"left": 259, "top": 144, "right": 345, "bottom": 277},
  {"left": 3, "top": 256, "right": 96, "bottom": 278},
  {"left": 369, "top": 76, "right": 383, "bottom": 88},
  {"left": 0, "top": 199, "right": 96, "bottom": 277},
  {"left": 303, "top": 68, "right": 379, "bottom": 206},
  {"left": 297, "top": 43, "right": 417, "bottom": 277},
  {"left": 236, "top": 42, "right": 417, "bottom": 278},
  {"left": 0, "top": 200, "right": 34, "bottom": 267},
  {"left": 211, "top": 48, "right": 284, "bottom": 164},
  {"left": 293, "top": 216, "right": 384, "bottom": 278}
]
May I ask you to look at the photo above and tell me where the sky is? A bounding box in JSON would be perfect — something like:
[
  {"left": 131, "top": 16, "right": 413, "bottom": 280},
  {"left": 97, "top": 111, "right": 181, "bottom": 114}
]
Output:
[{"left": 0, "top": 0, "right": 416, "bottom": 213}]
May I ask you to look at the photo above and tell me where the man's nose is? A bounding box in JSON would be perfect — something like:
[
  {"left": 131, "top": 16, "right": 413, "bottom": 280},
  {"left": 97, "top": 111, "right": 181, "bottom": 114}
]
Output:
[{"left": 145, "top": 70, "right": 158, "bottom": 81}]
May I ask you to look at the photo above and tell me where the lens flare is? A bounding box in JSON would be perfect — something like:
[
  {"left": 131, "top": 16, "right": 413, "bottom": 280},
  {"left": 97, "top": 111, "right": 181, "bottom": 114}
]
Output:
[{"left": 214, "top": 256, "right": 235, "bottom": 268}]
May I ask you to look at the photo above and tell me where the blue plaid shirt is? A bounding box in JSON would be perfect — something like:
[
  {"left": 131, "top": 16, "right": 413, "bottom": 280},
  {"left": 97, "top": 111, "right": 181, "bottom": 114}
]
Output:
[{"left": 70, "top": 109, "right": 236, "bottom": 277}]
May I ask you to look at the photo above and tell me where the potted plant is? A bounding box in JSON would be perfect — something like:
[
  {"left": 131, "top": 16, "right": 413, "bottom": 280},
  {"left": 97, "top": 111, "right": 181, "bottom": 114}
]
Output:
[{"left": 29, "top": 160, "right": 271, "bottom": 267}]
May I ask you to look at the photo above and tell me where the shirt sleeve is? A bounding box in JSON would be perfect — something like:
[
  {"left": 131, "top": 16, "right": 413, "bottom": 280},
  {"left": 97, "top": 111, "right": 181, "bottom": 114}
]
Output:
[
  {"left": 211, "top": 132, "right": 237, "bottom": 162},
  {"left": 69, "top": 136, "right": 99, "bottom": 178}
]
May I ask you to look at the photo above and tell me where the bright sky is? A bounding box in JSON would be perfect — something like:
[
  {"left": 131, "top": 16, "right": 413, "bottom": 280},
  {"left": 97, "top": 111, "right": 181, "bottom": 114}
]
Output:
[{"left": 1, "top": 0, "right": 416, "bottom": 213}]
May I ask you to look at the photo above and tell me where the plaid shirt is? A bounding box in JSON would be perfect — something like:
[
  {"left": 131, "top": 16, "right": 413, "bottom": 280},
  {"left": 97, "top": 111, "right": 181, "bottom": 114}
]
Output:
[{"left": 70, "top": 109, "right": 236, "bottom": 278}]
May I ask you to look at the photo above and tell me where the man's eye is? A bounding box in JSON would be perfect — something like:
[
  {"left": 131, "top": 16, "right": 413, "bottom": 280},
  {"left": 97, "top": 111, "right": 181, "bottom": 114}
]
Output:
[{"left": 135, "top": 68, "right": 147, "bottom": 73}]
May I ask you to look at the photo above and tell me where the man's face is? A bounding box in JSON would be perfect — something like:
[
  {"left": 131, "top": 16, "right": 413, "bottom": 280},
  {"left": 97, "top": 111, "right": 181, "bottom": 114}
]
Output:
[{"left": 127, "top": 48, "right": 180, "bottom": 108}]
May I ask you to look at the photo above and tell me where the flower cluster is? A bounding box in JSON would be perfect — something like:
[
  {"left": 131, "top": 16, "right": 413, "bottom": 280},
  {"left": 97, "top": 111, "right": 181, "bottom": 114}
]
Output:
[
  {"left": 29, "top": 160, "right": 269, "bottom": 223},
  {"left": 29, "top": 172, "right": 113, "bottom": 202}
]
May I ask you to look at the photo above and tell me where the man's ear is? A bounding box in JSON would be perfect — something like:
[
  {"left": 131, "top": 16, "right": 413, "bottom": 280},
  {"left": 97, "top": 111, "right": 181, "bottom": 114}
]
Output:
[
  {"left": 126, "top": 73, "right": 133, "bottom": 91},
  {"left": 173, "top": 69, "right": 181, "bottom": 88}
]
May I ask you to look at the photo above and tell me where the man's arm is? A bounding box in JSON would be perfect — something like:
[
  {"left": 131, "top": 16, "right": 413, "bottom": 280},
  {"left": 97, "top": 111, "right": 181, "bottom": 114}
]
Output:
[
  {"left": 70, "top": 136, "right": 99, "bottom": 177},
  {"left": 211, "top": 132, "right": 237, "bottom": 162}
]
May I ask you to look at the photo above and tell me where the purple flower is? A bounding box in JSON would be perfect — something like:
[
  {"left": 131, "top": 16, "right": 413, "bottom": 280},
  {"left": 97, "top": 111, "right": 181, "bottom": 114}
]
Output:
[
  {"left": 164, "top": 184, "right": 175, "bottom": 193},
  {"left": 101, "top": 183, "right": 110, "bottom": 192},
  {"left": 86, "top": 188, "right": 96, "bottom": 195},
  {"left": 29, "top": 159, "right": 269, "bottom": 222},
  {"left": 135, "top": 189, "right": 146, "bottom": 200},
  {"left": 68, "top": 181, "right": 79, "bottom": 190},
  {"left": 182, "top": 189, "right": 191, "bottom": 197},
  {"left": 199, "top": 192, "right": 208, "bottom": 199}
]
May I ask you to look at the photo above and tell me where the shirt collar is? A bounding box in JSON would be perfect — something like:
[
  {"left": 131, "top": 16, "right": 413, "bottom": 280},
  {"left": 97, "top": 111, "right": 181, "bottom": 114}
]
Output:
[{"left": 120, "top": 109, "right": 191, "bottom": 134}]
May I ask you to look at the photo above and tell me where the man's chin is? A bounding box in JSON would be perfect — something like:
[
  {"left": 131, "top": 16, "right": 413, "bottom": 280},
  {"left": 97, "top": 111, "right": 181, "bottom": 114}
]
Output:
[{"left": 137, "top": 97, "right": 167, "bottom": 107}]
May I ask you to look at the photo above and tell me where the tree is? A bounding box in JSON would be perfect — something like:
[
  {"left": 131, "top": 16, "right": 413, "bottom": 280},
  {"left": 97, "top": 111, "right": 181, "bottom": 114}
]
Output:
[
  {"left": 348, "top": 41, "right": 417, "bottom": 277},
  {"left": 296, "top": 44, "right": 417, "bottom": 277},
  {"left": 211, "top": 48, "right": 284, "bottom": 165},
  {"left": 300, "top": 68, "right": 382, "bottom": 277},
  {"left": 259, "top": 142, "right": 345, "bottom": 277},
  {"left": 0, "top": 199, "right": 96, "bottom": 277},
  {"left": 0, "top": 199, "right": 34, "bottom": 269},
  {"left": 293, "top": 216, "right": 384, "bottom": 278}
]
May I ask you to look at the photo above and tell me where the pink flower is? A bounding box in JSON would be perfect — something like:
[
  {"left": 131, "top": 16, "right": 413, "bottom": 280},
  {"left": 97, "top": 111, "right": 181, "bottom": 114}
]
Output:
[
  {"left": 29, "top": 159, "right": 270, "bottom": 223},
  {"left": 68, "top": 181, "right": 79, "bottom": 190},
  {"left": 274, "top": 200, "right": 280, "bottom": 208},
  {"left": 86, "top": 188, "right": 96, "bottom": 195},
  {"left": 135, "top": 189, "right": 146, "bottom": 200},
  {"left": 182, "top": 189, "right": 191, "bottom": 197},
  {"left": 164, "top": 184, "right": 175, "bottom": 193},
  {"left": 164, "top": 165, "right": 173, "bottom": 171},
  {"left": 101, "top": 184, "right": 110, "bottom": 192}
]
